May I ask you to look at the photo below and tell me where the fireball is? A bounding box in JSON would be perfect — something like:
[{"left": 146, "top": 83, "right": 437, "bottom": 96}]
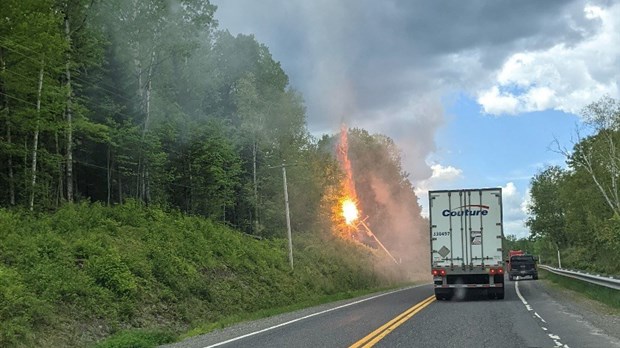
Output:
[{"left": 342, "top": 198, "right": 359, "bottom": 225}]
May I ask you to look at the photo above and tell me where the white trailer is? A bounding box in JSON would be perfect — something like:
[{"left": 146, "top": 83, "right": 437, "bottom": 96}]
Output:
[{"left": 429, "top": 188, "right": 505, "bottom": 300}]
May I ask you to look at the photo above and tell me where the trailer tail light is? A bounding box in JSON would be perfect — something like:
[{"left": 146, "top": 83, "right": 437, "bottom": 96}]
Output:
[
  {"left": 432, "top": 269, "right": 447, "bottom": 276},
  {"left": 432, "top": 269, "right": 439, "bottom": 276},
  {"left": 489, "top": 267, "right": 504, "bottom": 275}
]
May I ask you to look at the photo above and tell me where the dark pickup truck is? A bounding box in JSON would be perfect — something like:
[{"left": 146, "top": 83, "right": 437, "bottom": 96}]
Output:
[{"left": 508, "top": 255, "right": 538, "bottom": 281}]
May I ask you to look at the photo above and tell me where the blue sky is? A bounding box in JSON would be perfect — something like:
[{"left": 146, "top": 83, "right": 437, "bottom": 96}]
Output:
[
  {"left": 421, "top": 95, "right": 584, "bottom": 236},
  {"left": 212, "top": 0, "right": 619, "bottom": 238}
]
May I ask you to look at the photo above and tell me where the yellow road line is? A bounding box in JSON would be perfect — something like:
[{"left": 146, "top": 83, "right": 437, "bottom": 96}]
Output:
[{"left": 349, "top": 295, "right": 435, "bottom": 348}]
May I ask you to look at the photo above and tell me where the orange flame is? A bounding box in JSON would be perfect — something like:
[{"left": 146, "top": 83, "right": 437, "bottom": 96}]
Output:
[
  {"left": 342, "top": 198, "right": 359, "bottom": 225},
  {"left": 338, "top": 125, "right": 357, "bottom": 199},
  {"left": 337, "top": 125, "right": 361, "bottom": 226}
]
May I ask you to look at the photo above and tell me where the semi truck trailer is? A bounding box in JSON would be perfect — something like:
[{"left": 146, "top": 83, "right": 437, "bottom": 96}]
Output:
[{"left": 429, "top": 188, "right": 505, "bottom": 300}]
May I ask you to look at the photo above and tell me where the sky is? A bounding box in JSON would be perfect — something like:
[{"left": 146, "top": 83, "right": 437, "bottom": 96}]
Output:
[{"left": 211, "top": 0, "right": 620, "bottom": 238}]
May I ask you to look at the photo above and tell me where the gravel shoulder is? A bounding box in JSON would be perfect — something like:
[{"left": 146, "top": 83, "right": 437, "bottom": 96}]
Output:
[{"left": 538, "top": 278, "right": 620, "bottom": 342}]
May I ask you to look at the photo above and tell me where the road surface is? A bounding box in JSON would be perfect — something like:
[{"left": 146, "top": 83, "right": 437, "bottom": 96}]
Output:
[{"left": 162, "top": 278, "right": 620, "bottom": 348}]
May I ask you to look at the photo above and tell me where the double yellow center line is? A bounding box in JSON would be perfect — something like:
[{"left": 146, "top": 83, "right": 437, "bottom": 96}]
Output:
[{"left": 349, "top": 295, "right": 436, "bottom": 348}]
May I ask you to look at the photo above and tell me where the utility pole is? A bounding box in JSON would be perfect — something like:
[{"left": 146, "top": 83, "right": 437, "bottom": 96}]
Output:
[
  {"left": 282, "top": 164, "right": 293, "bottom": 270},
  {"left": 269, "top": 161, "right": 296, "bottom": 270}
]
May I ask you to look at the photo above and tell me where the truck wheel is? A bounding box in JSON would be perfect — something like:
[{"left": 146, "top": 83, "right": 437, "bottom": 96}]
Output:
[{"left": 533, "top": 275, "right": 538, "bottom": 280}]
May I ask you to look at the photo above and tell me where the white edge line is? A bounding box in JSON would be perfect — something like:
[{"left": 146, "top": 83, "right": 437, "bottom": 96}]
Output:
[
  {"left": 203, "top": 283, "right": 430, "bottom": 348},
  {"left": 516, "top": 281, "right": 566, "bottom": 347},
  {"left": 515, "top": 281, "right": 528, "bottom": 306}
]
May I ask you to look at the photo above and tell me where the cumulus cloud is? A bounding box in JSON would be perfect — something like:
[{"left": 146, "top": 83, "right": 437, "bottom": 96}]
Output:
[
  {"left": 415, "top": 164, "right": 463, "bottom": 192},
  {"left": 414, "top": 163, "right": 464, "bottom": 216},
  {"left": 477, "top": 3, "right": 620, "bottom": 116},
  {"left": 212, "top": 0, "right": 598, "bottom": 183},
  {"left": 501, "top": 182, "right": 530, "bottom": 238}
]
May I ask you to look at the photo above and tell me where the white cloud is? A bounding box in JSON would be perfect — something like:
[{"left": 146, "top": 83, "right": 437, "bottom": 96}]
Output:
[
  {"left": 414, "top": 163, "right": 463, "bottom": 217},
  {"left": 501, "top": 182, "right": 530, "bottom": 239},
  {"left": 521, "top": 188, "right": 532, "bottom": 215},
  {"left": 414, "top": 164, "right": 463, "bottom": 194},
  {"left": 430, "top": 164, "right": 463, "bottom": 181},
  {"left": 477, "top": 86, "right": 520, "bottom": 115},
  {"left": 477, "top": 3, "right": 620, "bottom": 116},
  {"left": 502, "top": 181, "right": 517, "bottom": 197}
]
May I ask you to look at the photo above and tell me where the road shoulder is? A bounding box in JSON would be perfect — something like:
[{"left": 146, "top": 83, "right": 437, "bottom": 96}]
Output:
[{"left": 538, "top": 278, "right": 620, "bottom": 343}]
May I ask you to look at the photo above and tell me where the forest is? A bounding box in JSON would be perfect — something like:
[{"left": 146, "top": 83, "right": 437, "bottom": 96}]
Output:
[
  {"left": 0, "top": 0, "right": 423, "bottom": 234},
  {"left": 1, "top": 1, "right": 427, "bottom": 346},
  {"left": 511, "top": 96, "right": 620, "bottom": 276}
]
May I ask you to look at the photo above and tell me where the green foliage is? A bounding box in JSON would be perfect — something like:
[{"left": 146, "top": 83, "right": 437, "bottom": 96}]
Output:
[
  {"left": 86, "top": 253, "right": 137, "bottom": 297},
  {"left": 527, "top": 97, "right": 620, "bottom": 275},
  {"left": 0, "top": 2, "right": 425, "bottom": 347},
  {"left": 526, "top": 166, "right": 567, "bottom": 245},
  {"left": 0, "top": 265, "right": 48, "bottom": 347},
  {"left": 95, "top": 329, "right": 175, "bottom": 348},
  {"left": 540, "top": 269, "right": 620, "bottom": 310},
  {"left": 0, "top": 202, "right": 390, "bottom": 347}
]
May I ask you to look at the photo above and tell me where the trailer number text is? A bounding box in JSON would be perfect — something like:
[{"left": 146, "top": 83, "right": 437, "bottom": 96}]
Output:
[{"left": 433, "top": 231, "right": 451, "bottom": 237}]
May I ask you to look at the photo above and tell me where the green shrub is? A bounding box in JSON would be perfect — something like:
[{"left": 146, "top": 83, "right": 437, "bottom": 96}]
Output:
[
  {"left": 86, "top": 253, "right": 137, "bottom": 297},
  {"left": 0, "top": 266, "right": 48, "bottom": 347},
  {"left": 1, "top": 203, "right": 392, "bottom": 347},
  {"left": 95, "top": 329, "right": 175, "bottom": 348}
]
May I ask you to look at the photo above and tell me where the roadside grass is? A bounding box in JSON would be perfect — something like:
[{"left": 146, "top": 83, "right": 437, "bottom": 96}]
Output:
[
  {"left": 539, "top": 269, "right": 620, "bottom": 311},
  {"left": 0, "top": 202, "right": 412, "bottom": 347},
  {"left": 94, "top": 330, "right": 176, "bottom": 348}
]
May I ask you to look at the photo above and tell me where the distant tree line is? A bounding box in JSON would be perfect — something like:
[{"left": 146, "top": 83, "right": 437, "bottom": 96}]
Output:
[
  {"left": 0, "top": 0, "right": 422, "bottom": 240},
  {"left": 525, "top": 96, "right": 620, "bottom": 274}
]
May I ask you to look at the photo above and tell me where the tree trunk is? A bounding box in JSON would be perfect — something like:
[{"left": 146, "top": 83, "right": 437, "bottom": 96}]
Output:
[
  {"left": 55, "top": 131, "right": 63, "bottom": 207},
  {"left": 118, "top": 164, "right": 123, "bottom": 204},
  {"left": 24, "top": 138, "right": 28, "bottom": 199},
  {"left": 141, "top": 53, "right": 155, "bottom": 204},
  {"left": 132, "top": 39, "right": 143, "bottom": 203},
  {"left": 188, "top": 159, "right": 192, "bottom": 212},
  {"left": 107, "top": 144, "right": 111, "bottom": 206},
  {"left": 253, "top": 140, "right": 258, "bottom": 233},
  {"left": 0, "top": 47, "right": 15, "bottom": 205},
  {"left": 6, "top": 111, "right": 14, "bottom": 206},
  {"left": 65, "top": 15, "right": 74, "bottom": 203},
  {"left": 136, "top": 157, "right": 141, "bottom": 201},
  {"left": 29, "top": 63, "right": 45, "bottom": 211}
]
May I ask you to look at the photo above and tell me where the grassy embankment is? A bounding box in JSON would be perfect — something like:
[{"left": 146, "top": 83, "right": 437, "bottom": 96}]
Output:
[
  {"left": 539, "top": 269, "right": 620, "bottom": 310},
  {"left": 0, "top": 202, "right": 403, "bottom": 348}
]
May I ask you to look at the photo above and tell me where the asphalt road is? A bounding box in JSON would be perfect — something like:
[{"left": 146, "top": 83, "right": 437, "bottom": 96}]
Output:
[{"left": 162, "top": 278, "right": 620, "bottom": 348}]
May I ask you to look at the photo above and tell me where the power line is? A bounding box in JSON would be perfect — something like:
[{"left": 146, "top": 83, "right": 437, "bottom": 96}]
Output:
[
  {"left": 0, "top": 91, "right": 38, "bottom": 107},
  {"left": 0, "top": 37, "right": 137, "bottom": 105},
  {"left": 3, "top": 68, "right": 52, "bottom": 85},
  {"left": 1, "top": 45, "right": 144, "bottom": 124},
  {"left": 73, "top": 158, "right": 202, "bottom": 191}
]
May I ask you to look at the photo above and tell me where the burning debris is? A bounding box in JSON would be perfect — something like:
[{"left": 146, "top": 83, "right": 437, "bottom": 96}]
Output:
[{"left": 336, "top": 125, "right": 399, "bottom": 264}]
